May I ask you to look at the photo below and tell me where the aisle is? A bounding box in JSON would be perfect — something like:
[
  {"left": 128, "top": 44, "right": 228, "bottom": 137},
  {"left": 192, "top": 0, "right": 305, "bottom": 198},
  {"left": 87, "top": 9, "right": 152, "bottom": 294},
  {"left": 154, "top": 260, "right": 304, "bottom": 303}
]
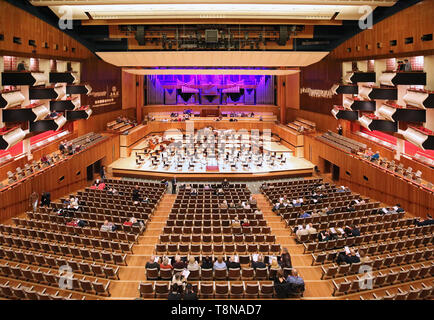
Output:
[
  {"left": 107, "top": 193, "right": 176, "bottom": 299},
  {"left": 253, "top": 194, "right": 335, "bottom": 299}
]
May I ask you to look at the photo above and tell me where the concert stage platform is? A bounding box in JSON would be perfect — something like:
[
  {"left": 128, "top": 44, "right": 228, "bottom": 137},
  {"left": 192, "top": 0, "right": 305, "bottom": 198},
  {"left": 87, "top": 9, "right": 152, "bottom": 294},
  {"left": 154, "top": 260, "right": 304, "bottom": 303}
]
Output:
[{"left": 109, "top": 153, "right": 314, "bottom": 181}]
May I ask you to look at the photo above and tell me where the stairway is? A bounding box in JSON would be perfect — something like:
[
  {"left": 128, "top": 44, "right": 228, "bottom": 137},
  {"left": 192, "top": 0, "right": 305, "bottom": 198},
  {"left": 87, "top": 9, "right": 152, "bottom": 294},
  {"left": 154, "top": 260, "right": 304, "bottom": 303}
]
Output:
[
  {"left": 253, "top": 193, "right": 335, "bottom": 299},
  {"left": 107, "top": 193, "right": 176, "bottom": 299}
]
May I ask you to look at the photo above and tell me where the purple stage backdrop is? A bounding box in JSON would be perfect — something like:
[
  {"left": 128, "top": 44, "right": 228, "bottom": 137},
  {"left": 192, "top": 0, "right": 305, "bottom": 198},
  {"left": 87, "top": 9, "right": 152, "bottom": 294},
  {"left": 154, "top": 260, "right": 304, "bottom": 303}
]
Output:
[{"left": 146, "top": 74, "right": 274, "bottom": 105}]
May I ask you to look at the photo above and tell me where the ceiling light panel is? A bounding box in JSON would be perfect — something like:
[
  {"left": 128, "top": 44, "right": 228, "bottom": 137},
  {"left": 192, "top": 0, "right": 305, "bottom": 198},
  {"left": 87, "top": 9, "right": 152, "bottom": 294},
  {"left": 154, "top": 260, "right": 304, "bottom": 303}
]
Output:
[{"left": 47, "top": 4, "right": 375, "bottom": 20}]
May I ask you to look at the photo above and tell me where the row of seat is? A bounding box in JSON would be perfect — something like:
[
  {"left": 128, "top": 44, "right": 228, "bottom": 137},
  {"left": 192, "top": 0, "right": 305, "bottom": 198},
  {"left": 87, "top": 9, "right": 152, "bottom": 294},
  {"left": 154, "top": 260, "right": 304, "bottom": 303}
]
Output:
[
  {"left": 2, "top": 224, "right": 134, "bottom": 253},
  {"left": 0, "top": 246, "right": 119, "bottom": 279},
  {"left": 168, "top": 213, "right": 264, "bottom": 221},
  {"left": 155, "top": 243, "right": 281, "bottom": 255},
  {"left": 294, "top": 218, "right": 414, "bottom": 244},
  {"left": 321, "top": 247, "right": 433, "bottom": 279},
  {"left": 283, "top": 208, "right": 393, "bottom": 226},
  {"left": 161, "top": 226, "right": 272, "bottom": 235},
  {"left": 311, "top": 234, "right": 433, "bottom": 265},
  {"left": 10, "top": 219, "right": 140, "bottom": 243},
  {"left": 0, "top": 262, "right": 111, "bottom": 296},
  {"left": 359, "top": 282, "right": 433, "bottom": 300},
  {"left": 26, "top": 212, "right": 147, "bottom": 234},
  {"left": 332, "top": 262, "right": 434, "bottom": 296},
  {"left": 159, "top": 233, "right": 275, "bottom": 244},
  {"left": 139, "top": 281, "right": 296, "bottom": 299},
  {"left": 146, "top": 266, "right": 285, "bottom": 281},
  {"left": 0, "top": 234, "right": 127, "bottom": 265},
  {"left": 0, "top": 280, "right": 88, "bottom": 300}
]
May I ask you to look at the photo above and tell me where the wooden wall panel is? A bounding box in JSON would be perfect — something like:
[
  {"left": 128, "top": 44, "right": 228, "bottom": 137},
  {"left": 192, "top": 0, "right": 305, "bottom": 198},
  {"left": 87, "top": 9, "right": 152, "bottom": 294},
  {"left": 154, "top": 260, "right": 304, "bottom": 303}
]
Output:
[
  {"left": 81, "top": 56, "right": 123, "bottom": 114},
  {"left": 331, "top": 1, "right": 434, "bottom": 61},
  {"left": 75, "top": 108, "right": 135, "bottom": 137},
  {"left": 304, "top": 135, "right": 433, "bottom": 218},
  {"left": 0, "top": 0, "right": 92, "bottom": 61},
  {"left": 299, "top": 56, "right": 342, "bottom": 115},
  {"left": 0, "top": 135, "right": 119, "bottom": 221},
  {"left": 286, "top": 108, "right": 340, "bottom": 133}
]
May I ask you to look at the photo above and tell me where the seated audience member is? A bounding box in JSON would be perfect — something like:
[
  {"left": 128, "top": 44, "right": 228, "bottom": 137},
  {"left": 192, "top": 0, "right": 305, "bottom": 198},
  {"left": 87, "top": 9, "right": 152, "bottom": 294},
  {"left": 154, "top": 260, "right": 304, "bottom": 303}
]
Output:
[
  {"left": 160, "top": 257, "right": 173, "bottom": 270},
  {"left": 201, "top": 256, "right": 213, "bottom": 269},
  {"left": 222, "top": 179, "right": 229, "bottom": 188},
  {"left": 100, "top": 220, "right": 116, "bottom": 232},
  {"left": 172, "top": 255, "right": 186, "bottom": 269},
  {"left": 299, "top": 211, "right": 311, "bottom": 219},
  {"left": 226, "top": 256, "right": 240, "bottom": 269},
  {"left": 380, "top": 207, "right": 393, "bottom": 215},
  {"left": 272, "top": 202, "right": 281, "bottom": 212},
  {"left": 269, "top": 258, "right": 280, "bottom": 271},
  {"left": 280, "top": 248, "right": 292, "bottom": 269},
  {"left": 171, "top": 272, "right": 186, "bottom": 287},
  {"left": 252, "top": 254, "right": 267, "bottom": 270},
  {"left": 274, "top": 269, "right": 288, "bottom": 299},
  {"left": 295, "top": 224, "right": 309, "bottom": 239},
  {"left": 336, "top": 248, "right": 361, "bottom": 265},
  {"left": 132, "top": 185, "right": 141, "bottom": 203},
  {"left": 307, "top": 223, "right": 317, "bottom": 235},
  {"left": 213, "top": 256, "right": 227, "bottom": 270},
  {"left": 187, "top": 257, "right": 200, "bottom": 272},
  {"left": 40, "top": 155, "right": 50, "bottom": 165},
  {"left": 69, "top": 197, "right": 80, "bottom": 211},
  {"left": 217, "top": 188, "right": 224, "bottom": 195},
  {"left": 41, "top": 191, "right": 51, "bottom": 207},
  {"left": 286, "top": 269, "right": 305, "bottom": 296},
  {"left": 241, "top": 218, "right": 250, "bottom": 227},
  {"left": 363, "top": 148, "right": 374, "bottom": 160},
  {"left": 351, "top": 225, "right": 360, "bottom": 237},
  {"left": 254, "top": 209, "right": 263, "bottom": 215},
  {"left": 107, "top": 187, "right": 118, "bottom": 195},
  {"left": 190, "top": 188, "right": 198, "bottom": 196},
  {"left": 311, "top": 209, "right": 320, "bottom": 217},
  {"left": 318, "top": 230, "right": 331, "bottom": 242},
  {"left": 414, "top": 216, "right": 434, "bottom": 226},
  {"left": 185, "top": 184, "right": 192, "bottom": 191},
  {"left": 183, "top": 283, "right": 198, "bottom": 300},
  {"left": 231, "top": 216, "right": 241, "bottom": 227},
  {"left": 249, "top": 196, "right": 257, "bottom": 205},
  {"left": 370, "top": 151, "right": 380, "bottom": 162},
  {"left": 220, "top": 200, "right": 228, "bottom": 209},
  {"left": 359, "top": 250, "right": 371, "bottom": 264},
  {"left": 146, "top": 256, "right": 160, "bottom": 270},
  {"left": 393, "top": 204, "right": 405, "bottom": 213},
  {"left": 168, "top": 283, "right": 182, "bottom": 300},
  {"left": 242, "top": 201, "right": 251, "bottom": 209}
]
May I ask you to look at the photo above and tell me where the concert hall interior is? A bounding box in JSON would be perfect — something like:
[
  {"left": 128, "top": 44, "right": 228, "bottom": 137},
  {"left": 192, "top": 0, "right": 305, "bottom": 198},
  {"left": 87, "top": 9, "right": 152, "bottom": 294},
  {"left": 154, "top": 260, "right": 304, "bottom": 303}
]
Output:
[{"left": 0, "top": 0, "right": 433, "bottom": 302}]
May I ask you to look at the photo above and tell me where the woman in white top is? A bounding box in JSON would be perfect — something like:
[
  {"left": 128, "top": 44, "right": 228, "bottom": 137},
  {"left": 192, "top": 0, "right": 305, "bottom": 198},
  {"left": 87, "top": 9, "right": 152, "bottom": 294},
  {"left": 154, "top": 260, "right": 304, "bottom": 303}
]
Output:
[{"left": 187, "top": 257, "right": 200, "bottom": 271}]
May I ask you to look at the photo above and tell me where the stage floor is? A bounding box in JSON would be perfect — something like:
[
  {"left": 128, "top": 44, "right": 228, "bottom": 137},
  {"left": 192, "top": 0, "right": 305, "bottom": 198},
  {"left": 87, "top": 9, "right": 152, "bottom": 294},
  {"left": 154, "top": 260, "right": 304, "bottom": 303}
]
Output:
[{"left": 110, "top": 152, "right": 314, "bottom": 180}]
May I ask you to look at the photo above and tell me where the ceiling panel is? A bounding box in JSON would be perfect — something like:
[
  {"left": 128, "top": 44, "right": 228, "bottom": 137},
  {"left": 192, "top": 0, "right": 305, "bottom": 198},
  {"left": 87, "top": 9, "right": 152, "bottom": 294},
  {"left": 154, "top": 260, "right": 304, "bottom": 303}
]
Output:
[{"left": 96, "top": 51, "right": 329, "bottom": 67}]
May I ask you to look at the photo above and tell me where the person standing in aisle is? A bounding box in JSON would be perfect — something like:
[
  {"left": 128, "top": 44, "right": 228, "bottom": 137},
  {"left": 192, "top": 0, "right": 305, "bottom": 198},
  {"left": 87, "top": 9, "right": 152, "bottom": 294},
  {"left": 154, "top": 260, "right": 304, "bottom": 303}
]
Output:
[{"left": 171, "top": 176, "right": 177, "bottom": 194}]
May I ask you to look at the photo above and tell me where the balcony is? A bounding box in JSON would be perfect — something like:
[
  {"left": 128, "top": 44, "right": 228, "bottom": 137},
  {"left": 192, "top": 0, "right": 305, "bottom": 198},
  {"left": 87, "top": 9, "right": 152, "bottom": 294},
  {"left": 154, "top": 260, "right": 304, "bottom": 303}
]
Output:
[
  {"left": 358, "top": 114, "right": 398, "bottom": 132},
  {"left": 379, "top": 71, "right": 426, "bottom": 86},
  {"left": 66, "top": 84, "right": 92, "bottom": 95},
  {"left": 66, "top": 107, "right": 93, "bottom": 120},
  {"left": 29, "top": 115, "right": 67, "bottom": 132},
  {"left": 49, "top": 72, "right": 78, "bottom": 84},
  {"left": 0, "top": 89, "right": 25, "bottom": 109},
  {"left": 359, "top": 86, "right": 398, "bottom": 101},
  {"left": 29, "top": 85, "right": 66, "bottom": 100},
  {"left": 377, "top": 103, "right": 426, "bottom": 122},
  {"left": 343, "top": 71, "right": 376, "bottom": 84},
  {"left": 331, "top": 106, "right": 358, "bottom": 121},
  {"left": 403, "top": 89, "right": 434, "bottom": 109},
  {"left": 1, "top": 71, "right": 47, "bottom": 86},
  {"left": 2, "top": 103, "right": 50, "bottom": 122}
]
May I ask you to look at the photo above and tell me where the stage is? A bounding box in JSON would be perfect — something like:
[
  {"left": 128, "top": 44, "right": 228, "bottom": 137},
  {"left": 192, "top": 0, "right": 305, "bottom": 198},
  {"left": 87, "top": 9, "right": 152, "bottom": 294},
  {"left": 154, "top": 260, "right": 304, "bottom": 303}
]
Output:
[{"left": 110, "top": 139, "right": 314, "bottom": 181}]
